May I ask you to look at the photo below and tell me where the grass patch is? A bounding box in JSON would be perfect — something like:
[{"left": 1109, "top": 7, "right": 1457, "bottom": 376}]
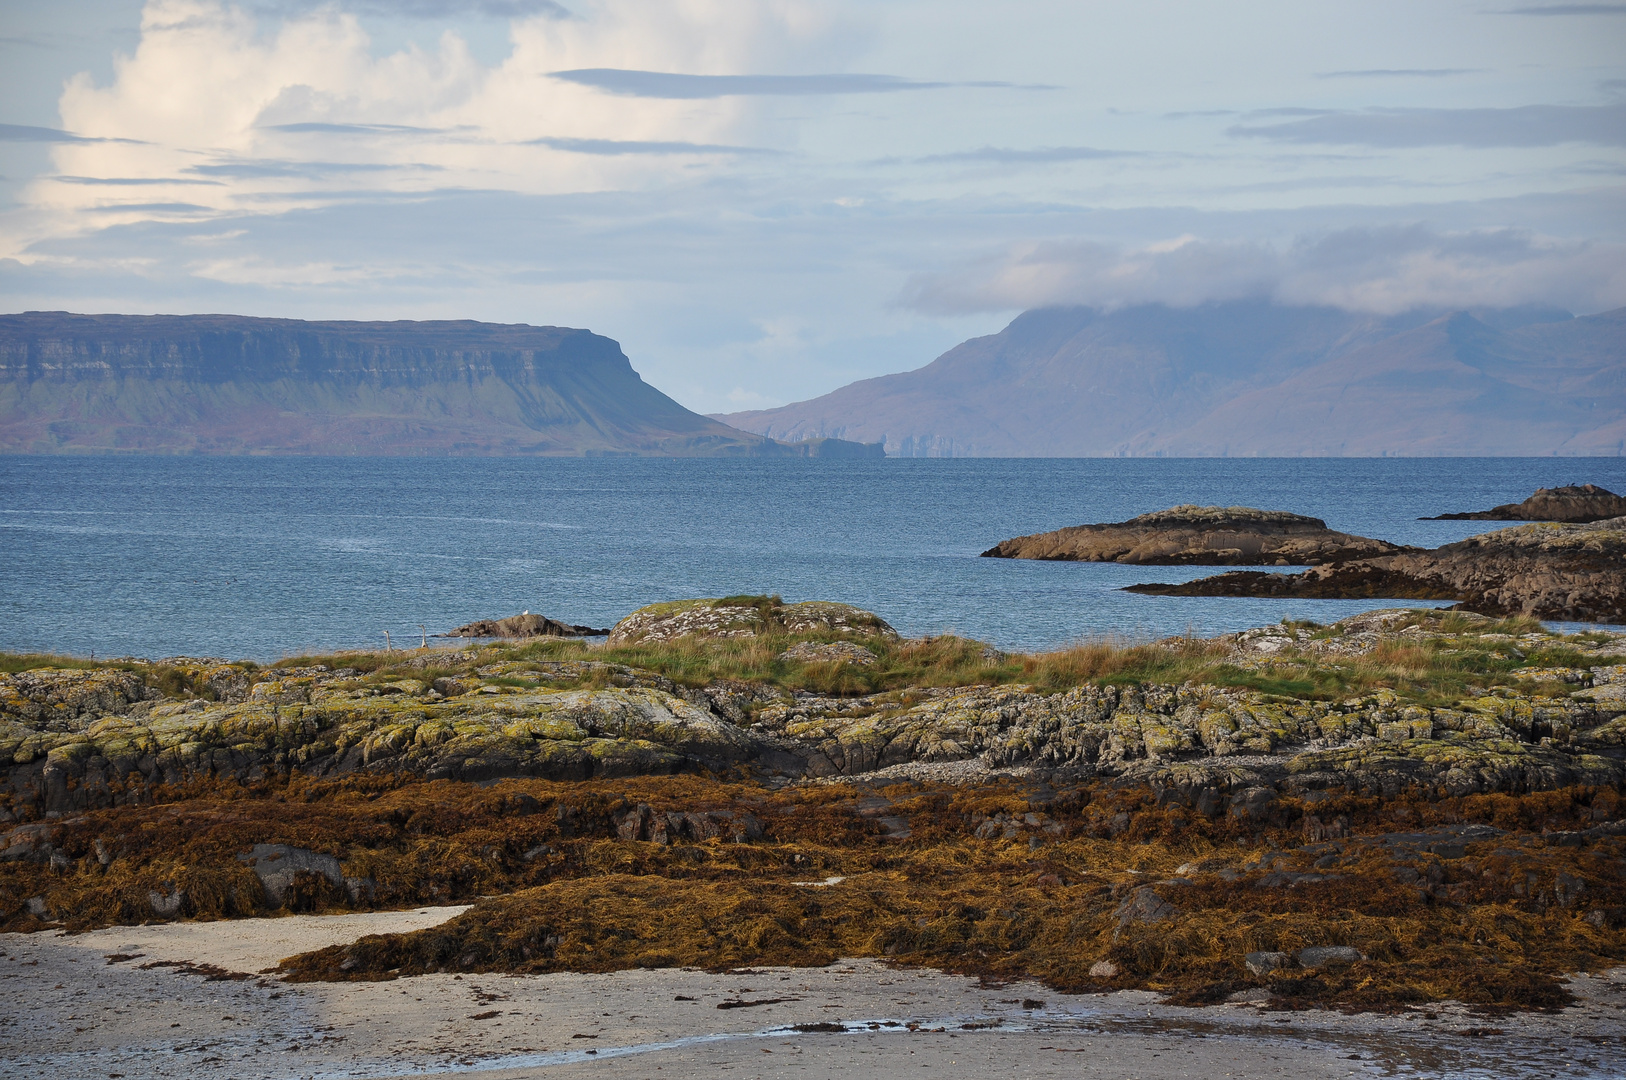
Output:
[{"left": 4, "top": 608, "right": 1616, "bottom": 708}]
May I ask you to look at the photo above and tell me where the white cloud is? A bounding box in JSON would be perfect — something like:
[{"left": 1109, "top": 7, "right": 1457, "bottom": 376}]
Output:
[
  {"left": 899, "top": 226, "right": 1626, "bottom": 316},
  {"left": 8, "top": 0, "right": 858, "bottom": 259}
]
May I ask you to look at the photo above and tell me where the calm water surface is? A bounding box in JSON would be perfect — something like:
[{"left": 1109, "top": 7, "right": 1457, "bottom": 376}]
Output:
[{"left": 3, "top": 456, "right": 1623, "bottom": 661}]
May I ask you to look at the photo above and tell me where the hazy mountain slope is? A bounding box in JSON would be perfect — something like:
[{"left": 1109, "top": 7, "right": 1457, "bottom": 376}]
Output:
[
  {"left": 717, "top": 302, "right": 1622, "bottom": 457},
  {"left": 0, "top": 313, "right": 788, "bottom": 456},
  {"left": 1158, "top": 309, "right": 1626, "bottom": 456}
]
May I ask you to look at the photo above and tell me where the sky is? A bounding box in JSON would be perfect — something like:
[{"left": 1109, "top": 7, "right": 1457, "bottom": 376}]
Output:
[{"left": 0, "top": 1, "right": 1622, "bottom": 414}]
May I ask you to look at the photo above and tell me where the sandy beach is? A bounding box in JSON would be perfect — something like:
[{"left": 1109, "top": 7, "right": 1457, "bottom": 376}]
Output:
[{"left": 2, "top": 909, "right": 1622, "bottom": 1080}]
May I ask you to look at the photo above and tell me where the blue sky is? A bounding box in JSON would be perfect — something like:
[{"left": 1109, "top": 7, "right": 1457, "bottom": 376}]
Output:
[{"left": 1, "top": 0, "right": 1622, "bottom": 412}]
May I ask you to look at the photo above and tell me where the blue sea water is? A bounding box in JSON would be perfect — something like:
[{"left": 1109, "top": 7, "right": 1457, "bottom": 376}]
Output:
[{"left": 2, "top": 455, "right": 1623, "bottom": 662}]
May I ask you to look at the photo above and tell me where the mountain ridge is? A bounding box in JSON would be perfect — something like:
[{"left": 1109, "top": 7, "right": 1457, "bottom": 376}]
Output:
[{"left": 716, "top": 301, "right": 1624, "bottom": 457}]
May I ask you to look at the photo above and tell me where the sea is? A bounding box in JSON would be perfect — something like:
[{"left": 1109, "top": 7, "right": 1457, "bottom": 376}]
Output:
[{"left": 2, "top": 455, "right": 1623, "bottom": 662}]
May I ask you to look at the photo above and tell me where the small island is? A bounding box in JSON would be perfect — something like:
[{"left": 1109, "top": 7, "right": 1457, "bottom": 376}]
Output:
[
  {"left": 1424, "top": 483, "right": 1626, "bottom": 523},
  {"left": 981, "top": 505, "right": 1406, "bottom": 565},
  {"left": 1129, "top": 515, "right": 1626, "bottom": 622}
]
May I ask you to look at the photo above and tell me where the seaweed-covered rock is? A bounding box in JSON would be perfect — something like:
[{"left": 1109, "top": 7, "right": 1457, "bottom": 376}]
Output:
[{"left": 237, "top": 843, "right": 345, "bottom": 907}]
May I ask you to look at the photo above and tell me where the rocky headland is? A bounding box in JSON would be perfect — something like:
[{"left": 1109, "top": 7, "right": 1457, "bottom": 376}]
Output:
[
  {"left": 0, "top": 312, "right": 883, "bottom": 457},
  {"left": 1425, "top": 484, "right": 1626, "bottom": 523},
  {"left": 981, "top": 506, "right": 1405, "bottom": 565},
  {"left": 3, "top": 603, "right": 1622, "bottom": 1013},
  {"left": 1130, "top": 516, "right": 1626, "bottom": 622}
]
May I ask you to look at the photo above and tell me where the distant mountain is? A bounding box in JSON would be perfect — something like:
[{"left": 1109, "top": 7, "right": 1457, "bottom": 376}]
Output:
[
  {"left": 0, "top": 312, "right": 880, "bottom": 457},
  {"left": 715, "top": 301, "right": 1626, "bottom": 456}
]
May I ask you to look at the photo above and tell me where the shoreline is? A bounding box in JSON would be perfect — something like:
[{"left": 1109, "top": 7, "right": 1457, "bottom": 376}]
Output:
[{"left": 3, "top": 911, "right": 1624, "bottom": 1079}]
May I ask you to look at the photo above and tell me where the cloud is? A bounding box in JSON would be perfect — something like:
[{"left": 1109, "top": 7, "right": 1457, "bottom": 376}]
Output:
[
  {"left": 527, "top": 136, "right": 779, "bottom": 155},
  {"left": 898, "top": 226, "right": 1626, "bottom": 316},
  {"left": 1229, "top": 103, "right": 1626, "bottom": 147},
  {"left": 0, "top": 123, "right": 141, "bottom": 144},
  {"left": 83, "top": 201, "right": 212, "bottom": 213},
  {"left": 915, "top": 145, "right": 1138, "bottom": 164},
  {"left": 54, "top": 175, "right": 225, "bottom": 185},
  {"left": 1316, "top": 69, "right": 1479, "bottom": 78},
  {"left": 186, "top": 159, "right": 443, "bottom": 178},
  {"left": 247, "top": 0, "right": 573, "bottom": 17},
  {"left": 262, "top": 122, "right": 451, "bottom": 135},
  {"left": 1497, "top": 4, "right": 1626, "bottom": 14},
  {"left": 545, "top": 69, "right": 1023, "bottom": 98}
]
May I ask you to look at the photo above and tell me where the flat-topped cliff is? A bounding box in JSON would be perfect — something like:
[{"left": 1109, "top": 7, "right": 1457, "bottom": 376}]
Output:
[{"left": 0, "top": 312, "right": 879, "bottom": 457}]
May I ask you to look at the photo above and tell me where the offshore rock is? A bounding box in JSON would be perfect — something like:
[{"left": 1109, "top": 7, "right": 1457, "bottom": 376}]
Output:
[
  {"left": 981, "top": 505, "right": 1404, "bottom": 565},
  {"left": 1128, "top": 517, "right": 1626, "bottom": 622},
  {"left": 443, "top": 614, "right": 609, "bottom": 639},
  {"left": 608, "top": 598, "right": 897, "bottom": 646},
  {"left": 1426, "top": 485, "right": 1626, "bottom": 524}
]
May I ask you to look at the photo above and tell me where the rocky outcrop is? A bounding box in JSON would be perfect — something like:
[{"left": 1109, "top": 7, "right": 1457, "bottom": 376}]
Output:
[
  {"left": 981, "top": 506, "right": 1404, "bottom": 565},
  {"left": 3, "top": 612, "right": 1624, "bottom": 820},
  {"left": 443, "top": 614, "right": 608, "bottom": 639},
  {"left": 1129, "top": 517, "right": 1626, "bottom": 622},
  {"left": 1425, "top": 485, "right": 1626, "bottom": 524},
  {"left": 776, "top": 642, "right": 878, "bottom": 666},
  {"left": 0, "top": 659, "right": 811, "bottom": 818},
  {"left": 607, "top": 598, "right": 897, "bottom": 646}
]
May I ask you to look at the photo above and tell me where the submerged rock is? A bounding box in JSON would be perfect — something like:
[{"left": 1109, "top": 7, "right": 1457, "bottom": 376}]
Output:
[
  {"left": 1426, "top": 484, "right": 1626, "bottom": 524},
  {"left": 981, "top": 505, "right": 1404, "bottom": 565},
  {"left": 1129, "top": 516, "right": 1626, "bottom": 622}
]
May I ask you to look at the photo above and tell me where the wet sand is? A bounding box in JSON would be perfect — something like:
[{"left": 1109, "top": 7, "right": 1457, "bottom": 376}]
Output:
[{"left": 2, "top": 910, "right": 1623, "bottom": 1079}]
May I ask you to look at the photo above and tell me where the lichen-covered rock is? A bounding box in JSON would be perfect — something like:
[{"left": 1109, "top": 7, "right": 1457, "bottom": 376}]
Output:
[
  {"left": 608, "top": 598, "right": 896, "bottom": 645},
  {"left": 777, "top": 642, "right": 878, "bottom": 666},
  {"left": 0, "top": 668, "right": 155, "bottom": 729},
  {"left": 4, "top": 611, "right": 1624, "bottom": 821}
]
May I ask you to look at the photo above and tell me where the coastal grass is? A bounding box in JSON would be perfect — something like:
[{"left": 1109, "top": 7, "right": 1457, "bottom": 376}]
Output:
[
  {"left": 0, "top": 610, "right": 1610, "bottom": 717},
  {"left": 249, "top": 606, "right": 1616, "bottom": 709},
  {"left": 4, "top": 773, "right": 1620, "bottom": 1012}
]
